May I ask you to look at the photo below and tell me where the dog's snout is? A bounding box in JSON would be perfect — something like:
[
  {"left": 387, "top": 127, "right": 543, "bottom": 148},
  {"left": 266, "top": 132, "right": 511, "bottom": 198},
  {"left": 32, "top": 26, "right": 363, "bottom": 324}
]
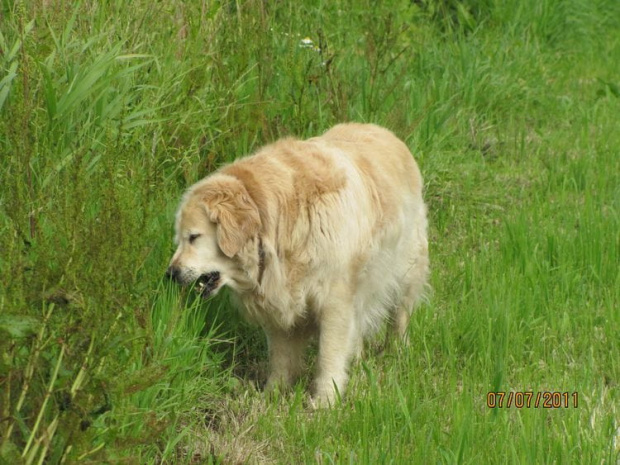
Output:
[{"left": 166, "top": 266, "right": 179, "bottom": 282}]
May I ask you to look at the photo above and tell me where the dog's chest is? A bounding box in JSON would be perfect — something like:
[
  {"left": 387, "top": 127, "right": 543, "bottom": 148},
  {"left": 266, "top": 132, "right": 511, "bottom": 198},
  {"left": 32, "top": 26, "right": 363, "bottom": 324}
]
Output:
[{"left": 237, "top": 288, "right": 306, "bottom": 330}]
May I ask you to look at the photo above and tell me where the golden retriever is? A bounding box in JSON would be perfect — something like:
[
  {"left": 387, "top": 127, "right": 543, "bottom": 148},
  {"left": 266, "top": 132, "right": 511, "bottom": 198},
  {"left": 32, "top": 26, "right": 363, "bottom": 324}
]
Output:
[{"left": 167, "top": 123, "right": 429, "bottom": 406}]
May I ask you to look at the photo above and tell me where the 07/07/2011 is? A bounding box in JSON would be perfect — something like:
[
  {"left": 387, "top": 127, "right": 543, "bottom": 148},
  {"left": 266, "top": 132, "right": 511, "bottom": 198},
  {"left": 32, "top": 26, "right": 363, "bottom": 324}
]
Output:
[{"left": 486, "top": 391, "right": 578, "bottom": 409}]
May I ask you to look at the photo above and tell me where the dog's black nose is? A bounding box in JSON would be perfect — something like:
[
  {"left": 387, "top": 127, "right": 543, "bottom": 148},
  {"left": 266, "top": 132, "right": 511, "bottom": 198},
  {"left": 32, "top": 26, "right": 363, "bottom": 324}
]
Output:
[{"left": 165, "top": 266, "right": 178, "bottom": 282}]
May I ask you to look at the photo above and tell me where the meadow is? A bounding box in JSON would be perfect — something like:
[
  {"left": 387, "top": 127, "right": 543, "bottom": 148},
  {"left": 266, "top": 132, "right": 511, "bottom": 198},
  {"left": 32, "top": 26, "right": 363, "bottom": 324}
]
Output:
[{"left": 1, "top": 0, "right": 619, "bottom": 463}]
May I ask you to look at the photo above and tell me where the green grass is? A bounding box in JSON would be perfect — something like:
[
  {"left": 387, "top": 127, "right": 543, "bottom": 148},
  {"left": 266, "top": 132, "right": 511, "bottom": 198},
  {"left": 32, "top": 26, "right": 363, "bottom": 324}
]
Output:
[{"left": 1, "top": 0, "right": 619, "bottom": 463}]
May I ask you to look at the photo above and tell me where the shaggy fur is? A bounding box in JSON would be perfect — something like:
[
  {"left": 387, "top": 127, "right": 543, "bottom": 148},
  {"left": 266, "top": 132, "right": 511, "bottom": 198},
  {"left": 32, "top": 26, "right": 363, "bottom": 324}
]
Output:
[{"left": 167, "top": 123, "right": 429, "bottom": 406}]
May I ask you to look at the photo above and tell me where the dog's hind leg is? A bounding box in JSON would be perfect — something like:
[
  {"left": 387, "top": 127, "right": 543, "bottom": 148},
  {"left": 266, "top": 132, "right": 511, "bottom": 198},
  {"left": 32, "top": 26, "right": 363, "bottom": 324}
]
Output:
[
  {"left": 389, "top": 251, "right": 429, "bottom": 345},
  {"left": 389, "top": 293, "right": 416, "bottom": 346}
]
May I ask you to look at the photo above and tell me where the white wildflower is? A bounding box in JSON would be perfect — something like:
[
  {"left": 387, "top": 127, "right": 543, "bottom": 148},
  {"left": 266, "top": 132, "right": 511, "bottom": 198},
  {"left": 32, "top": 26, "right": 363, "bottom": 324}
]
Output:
[{"left": 299, "top": 37, "right": 320, "bottom": 52}]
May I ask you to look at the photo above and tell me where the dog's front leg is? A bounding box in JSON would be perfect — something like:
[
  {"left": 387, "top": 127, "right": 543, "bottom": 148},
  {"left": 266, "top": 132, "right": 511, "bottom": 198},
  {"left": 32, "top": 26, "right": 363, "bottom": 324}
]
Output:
[
  {"left": 312, "top": 286, "right": 357, "bottom": 407},
  {"left": 264, "top": 325, "right": 310, "bottom": 392}
]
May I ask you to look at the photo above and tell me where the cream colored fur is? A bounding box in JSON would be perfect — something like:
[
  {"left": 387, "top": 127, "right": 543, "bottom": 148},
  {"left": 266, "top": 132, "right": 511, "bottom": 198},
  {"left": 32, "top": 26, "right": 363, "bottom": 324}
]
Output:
[{"left": 168, "top": 123, "right": 429, "bottom": 406}]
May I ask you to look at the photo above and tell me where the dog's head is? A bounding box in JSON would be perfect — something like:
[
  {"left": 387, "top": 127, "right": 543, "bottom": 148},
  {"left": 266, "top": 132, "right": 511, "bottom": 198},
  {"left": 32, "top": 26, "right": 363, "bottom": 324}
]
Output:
[{"left": 166, "top": 174, "right": 262, "bottom": 298}]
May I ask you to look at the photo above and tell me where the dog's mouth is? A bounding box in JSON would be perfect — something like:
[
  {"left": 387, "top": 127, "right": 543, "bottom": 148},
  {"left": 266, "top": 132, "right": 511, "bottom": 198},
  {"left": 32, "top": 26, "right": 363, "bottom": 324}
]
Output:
[{"left": 195, "top": 271, "right": 220, "bottom": 299}]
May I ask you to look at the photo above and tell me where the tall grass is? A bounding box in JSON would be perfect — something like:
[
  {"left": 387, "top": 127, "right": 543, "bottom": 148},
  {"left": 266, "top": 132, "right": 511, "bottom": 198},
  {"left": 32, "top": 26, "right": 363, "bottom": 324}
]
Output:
[{"left": 1, "top": 0, "right": 619, "bottom": 462}]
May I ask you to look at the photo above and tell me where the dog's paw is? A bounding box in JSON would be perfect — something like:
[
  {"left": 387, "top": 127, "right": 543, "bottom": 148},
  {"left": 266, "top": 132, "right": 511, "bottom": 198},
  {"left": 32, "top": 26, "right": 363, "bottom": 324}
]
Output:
[{"left": 310, "top": 383, "right": 342, "bottom": 409}]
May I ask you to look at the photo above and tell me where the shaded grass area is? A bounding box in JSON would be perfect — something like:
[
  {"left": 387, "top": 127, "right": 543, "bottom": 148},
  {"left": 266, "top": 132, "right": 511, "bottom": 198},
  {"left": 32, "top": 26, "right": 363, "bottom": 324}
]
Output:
[{"left": 1, "top": 0, "right": 619, "bottom": 462}]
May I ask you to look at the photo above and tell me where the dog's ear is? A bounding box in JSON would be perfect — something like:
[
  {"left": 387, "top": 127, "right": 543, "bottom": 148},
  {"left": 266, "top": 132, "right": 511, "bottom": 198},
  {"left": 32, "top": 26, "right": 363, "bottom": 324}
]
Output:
[{"left": 202, "top": 178, "right": 261, "bottom": 258}]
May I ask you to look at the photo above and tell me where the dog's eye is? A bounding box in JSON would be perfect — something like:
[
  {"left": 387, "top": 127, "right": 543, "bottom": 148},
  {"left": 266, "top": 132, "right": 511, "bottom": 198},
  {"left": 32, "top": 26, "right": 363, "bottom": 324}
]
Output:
[{"left": 189, "top": 233, "right": 201, "bottom": 244}]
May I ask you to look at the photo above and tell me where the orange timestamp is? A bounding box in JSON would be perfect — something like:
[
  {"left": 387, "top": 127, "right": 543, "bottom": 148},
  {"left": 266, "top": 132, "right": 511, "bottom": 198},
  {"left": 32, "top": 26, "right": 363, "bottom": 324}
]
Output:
[{"left": 486, "top": 391, "right": 578, "bottom": 409}]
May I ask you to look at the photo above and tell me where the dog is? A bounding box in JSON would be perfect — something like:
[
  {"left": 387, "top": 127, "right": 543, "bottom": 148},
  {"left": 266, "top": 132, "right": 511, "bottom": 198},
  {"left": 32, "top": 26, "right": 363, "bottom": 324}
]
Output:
[{"left": 166, "top": 123, "right": 429, "bottom": 406}]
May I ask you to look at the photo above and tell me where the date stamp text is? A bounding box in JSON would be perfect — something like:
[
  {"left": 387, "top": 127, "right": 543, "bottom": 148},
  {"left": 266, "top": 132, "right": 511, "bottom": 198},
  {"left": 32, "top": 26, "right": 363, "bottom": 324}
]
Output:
[{"left": 486, "top": 391, "right": 578, "bottom": 409}]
